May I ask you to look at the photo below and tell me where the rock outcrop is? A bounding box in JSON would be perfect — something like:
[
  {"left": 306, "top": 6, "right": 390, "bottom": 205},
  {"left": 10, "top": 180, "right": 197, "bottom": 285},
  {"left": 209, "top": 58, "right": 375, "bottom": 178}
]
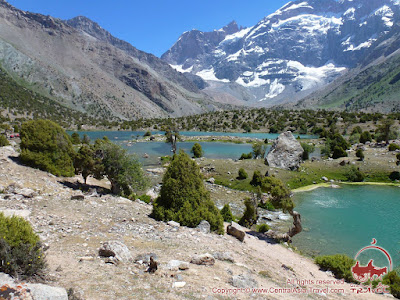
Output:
[{"left": 266, "top": 132, "right": 304, "bottom": 170}]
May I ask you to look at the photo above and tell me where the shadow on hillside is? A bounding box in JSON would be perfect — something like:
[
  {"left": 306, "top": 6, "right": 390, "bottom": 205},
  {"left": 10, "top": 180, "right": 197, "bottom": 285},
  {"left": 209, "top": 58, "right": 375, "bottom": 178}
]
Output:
[
  {"left": 8, "top": 154, "right": 22, "bottom": 164},
  {"left": 247, "top": 230, "right": 280, "bottom": 244},
  {"left": 58, "top": 180, "right": 109, "bottom": 196}
]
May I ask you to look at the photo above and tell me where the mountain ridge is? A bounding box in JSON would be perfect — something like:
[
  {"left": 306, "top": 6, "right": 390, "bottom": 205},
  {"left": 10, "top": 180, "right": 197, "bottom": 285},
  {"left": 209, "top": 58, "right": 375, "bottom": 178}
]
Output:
[
  {"left": 0, "top": 0, "right": 221, "bottom": 120},
  {"left": 162, "top": 0, "right": 400, "bottom": 110}
]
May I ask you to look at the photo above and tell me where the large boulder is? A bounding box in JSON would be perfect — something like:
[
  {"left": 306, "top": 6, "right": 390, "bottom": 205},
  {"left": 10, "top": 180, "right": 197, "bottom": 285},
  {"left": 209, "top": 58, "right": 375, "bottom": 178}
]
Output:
[
  {"left": 227, "top": 222, "right": 246, "bottom": 242},
  {"left": 266, "top": 131, "right": 304, "bottom": 170},
  {"left": 98, "top": 241, "right": 133, "bottom": 263}
]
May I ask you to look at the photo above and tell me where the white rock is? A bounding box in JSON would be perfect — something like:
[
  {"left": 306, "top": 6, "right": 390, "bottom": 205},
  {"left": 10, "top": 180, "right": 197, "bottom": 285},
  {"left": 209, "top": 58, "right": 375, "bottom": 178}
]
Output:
[{"left": 172, "top": 282, "right": 186, "bottom": 288}]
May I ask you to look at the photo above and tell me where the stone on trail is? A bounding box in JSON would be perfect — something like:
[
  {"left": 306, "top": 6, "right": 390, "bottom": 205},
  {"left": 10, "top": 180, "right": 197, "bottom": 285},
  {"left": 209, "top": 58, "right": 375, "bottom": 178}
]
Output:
[{"left": 227, "top": 222, "right": 246, "bottom": 242}]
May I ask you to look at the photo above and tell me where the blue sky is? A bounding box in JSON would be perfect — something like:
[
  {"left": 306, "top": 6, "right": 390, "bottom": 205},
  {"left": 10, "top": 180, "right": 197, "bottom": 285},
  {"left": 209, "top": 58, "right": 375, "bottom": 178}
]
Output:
[{"left": 7, "top": 0, "right": 289, "bottom": 57}]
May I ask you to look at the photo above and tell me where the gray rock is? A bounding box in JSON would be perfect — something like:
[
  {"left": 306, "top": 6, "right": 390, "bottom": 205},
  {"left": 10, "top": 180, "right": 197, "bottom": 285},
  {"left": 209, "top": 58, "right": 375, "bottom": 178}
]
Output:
[
  {"left": 98, "top": 241, "right": 133, "bottom": 263},
  {"left": 196, "top": 220, "right": 210, "bottom": 234},
  {"left": 207, "top": 177, "right": 215, "bottom": 184},
  {"left": 167, "top": 221, "right": 180, "bottom": 228},
  {"left": 227, "top": 222, "right": 246, "bottom": 242},
  {"left": 322, "top": 176, "right": 329, "bottom": 182},
  {"left": 172, "top": 281, "right": 186, "bottom": 288},
  {"left": 229, "top": 273, "right": 258, "bottom": 288},
  {"left": 213, "top": 251, "right": 235, "bottom": 263},
  {"left": 70, "top": 194, "right": 85, "bottom": 201},
  {"left": 191, "top": 253, "right": 215, "bottom": 266},
  {"left": 16, "top": 188, "right": 38, "bottom": 198},
  {"left": 0, "top": 272, "right": 67, "bottom": 300},
  {"left": 266, "top": 131, "right": 304, "bottom": 171},
  {"left": 28, "top": 283, "right": 68, "bottom": 300},
  {"left": 167, "top": 260, "right": 189, "bottom": 271}
]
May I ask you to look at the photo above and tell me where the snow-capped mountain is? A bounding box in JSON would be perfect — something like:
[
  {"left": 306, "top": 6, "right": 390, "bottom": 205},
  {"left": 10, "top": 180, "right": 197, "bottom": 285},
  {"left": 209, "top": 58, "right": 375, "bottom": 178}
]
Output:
[{"left": 162, "top": 0, "right": 400, "bottom": 105}]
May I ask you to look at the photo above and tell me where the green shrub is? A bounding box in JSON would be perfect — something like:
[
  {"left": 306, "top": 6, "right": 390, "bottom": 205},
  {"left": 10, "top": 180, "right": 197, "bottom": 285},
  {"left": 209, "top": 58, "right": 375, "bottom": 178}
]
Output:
[
  {"left": 0, "top": 213, "right": 46, "bottom": 278},
  {"left": 0, "top": 135, "right": 9, "bottom": 147},
  {"left": 351, "top": 126, "right": 362, "bottom": 135},
  {"left": 95, "top": 139, "right": 148, "bottom": 196},
  {"left": 237, "top": 168, "right": 248, "bottom": 180},
  {"left": 356, "top": 149, "right": 364, "bottom": 161},
  {"left": 138, "top": 194, "right": 152, "bottom": 204},
  {"left": 160, "top": 155, "right": 172, "bottom": 165},
  {"left": 70, "top": 132, "right": 81, "bottom": 145},
  {"left": 258, "top": 201, "right": 275, "bottom": 211},
  {"left": 301, "top": 142, "right": 315, "bottom": 160},
  {"left": 74, "top": 145, "right": 101, "bottom": 184},
  {"left": 257, "top": 223, "right": 270, "bottom": 233},
  {"left": 332, "top": 146, "right": 348, "bottom": 159},
  {"left": 383, "top": 271, "right": 400, "bottom": 299},
  {"left": 239, "top": 198, "right": 257, "bottom": 228},
  {"left": 143, "top": 131, "right": 151, "bottom": 137},
  {"left": 250, "top": 170, "right": 263, "bottom": 186},
  {"left": 349, "top": 133, "right": 360, "bottom": 145},
  {"left": 315, "top": 254, "right": 356, "bottom": 283},
  {"left": 345, "top": 166, "right": 365, "bottom": 182},
  {"left": 389, "top": 171, "right": 400, "bottom": 181},
  {"left": 261, "top": 177, "right": 293, "bottom": 213},
  {"left": 360, "top": 131, "right": 372, "bottom": 144},
  {"left": 191, "top": 143, "right": 203, "bottom": 158},
  {"left": 239, "top": 152, "right": 252, "bottom": 160},
  {"left": 389, "top": 143, "right": 400, "bottom": 151},
  {"left": 151, "top": 151, "right": 223, "bottom": 234},
  {"left": 220, "top": 204, "right": 233, "bottom": 222},
  {"left": 252, "top": 141, "right": 267, "bottom": 159},
  {"left": 20, "top": 120, "right": 75, "bottom": 177}
]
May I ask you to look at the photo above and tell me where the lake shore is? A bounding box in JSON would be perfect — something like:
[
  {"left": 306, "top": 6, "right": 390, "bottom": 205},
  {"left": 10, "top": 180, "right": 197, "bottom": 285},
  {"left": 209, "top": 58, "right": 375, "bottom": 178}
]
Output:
[{"left": 292, "top": 181, "right": 400, "bottom": 193}]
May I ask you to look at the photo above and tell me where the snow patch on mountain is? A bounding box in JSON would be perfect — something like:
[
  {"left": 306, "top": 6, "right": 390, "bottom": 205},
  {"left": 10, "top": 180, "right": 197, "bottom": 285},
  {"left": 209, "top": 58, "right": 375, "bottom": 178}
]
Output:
[
  {"left": 282, "top": 2, "right": 313, "bottom": 12},
  {"left": 196, "top": 68, "right": 230, "bottom": 83},
  {"left": 170, "top": 64, "right": 193, "bottom": 73},
  {"left": 262, "top": 79, "right": 286, "bottom": 100}
]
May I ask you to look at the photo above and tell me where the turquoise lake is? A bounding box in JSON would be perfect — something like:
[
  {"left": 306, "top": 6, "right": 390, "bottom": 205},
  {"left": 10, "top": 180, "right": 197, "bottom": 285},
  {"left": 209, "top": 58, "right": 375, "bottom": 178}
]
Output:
[
  {"left": 292, "top": 185, "right": 400, "bottom": 269},
  {"left": 73, "top": 131, "right": 319, "bottom": 165}
]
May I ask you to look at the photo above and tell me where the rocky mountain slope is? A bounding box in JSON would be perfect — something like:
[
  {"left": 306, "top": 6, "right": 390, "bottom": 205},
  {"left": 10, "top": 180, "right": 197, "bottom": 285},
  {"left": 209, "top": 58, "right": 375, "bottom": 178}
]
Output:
[
  {"left": 0, "top": 0, "right": 218, "bottom": 120},
  {"left": 162, "top": 0, "right": 400, "bottom": 107},
  {"left": 294, "top": 24, "right": 400, "bottom": 112},
  {"left": 0, "top": 145, "right": 384, "bottom": 299}
]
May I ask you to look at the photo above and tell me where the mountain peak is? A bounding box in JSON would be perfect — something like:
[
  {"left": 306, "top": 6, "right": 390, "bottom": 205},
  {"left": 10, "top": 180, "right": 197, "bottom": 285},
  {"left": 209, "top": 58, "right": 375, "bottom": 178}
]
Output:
[{"left": 222, "top": 20, "right": 240, "bottom": 34}]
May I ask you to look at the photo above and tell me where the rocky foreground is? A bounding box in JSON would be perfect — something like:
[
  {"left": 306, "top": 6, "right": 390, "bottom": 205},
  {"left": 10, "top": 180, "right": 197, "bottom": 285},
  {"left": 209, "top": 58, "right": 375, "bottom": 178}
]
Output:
[{"left": 0, "top": 146, "right": 386, "bottom": 299}]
